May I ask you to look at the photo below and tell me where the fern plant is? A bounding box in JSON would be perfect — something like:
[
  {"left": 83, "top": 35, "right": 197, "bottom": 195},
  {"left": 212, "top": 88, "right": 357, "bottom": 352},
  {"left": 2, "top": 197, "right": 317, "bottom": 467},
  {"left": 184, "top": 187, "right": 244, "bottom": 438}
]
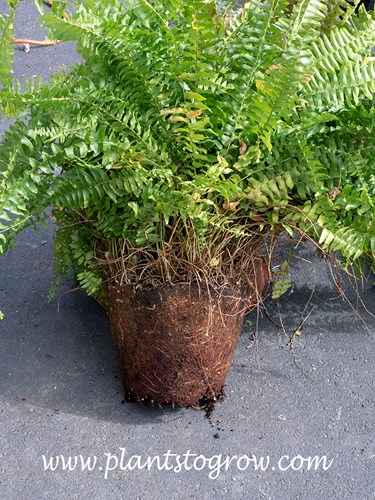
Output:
[{"left": 0, "top": 0, "right": 374, "bottom": 314}]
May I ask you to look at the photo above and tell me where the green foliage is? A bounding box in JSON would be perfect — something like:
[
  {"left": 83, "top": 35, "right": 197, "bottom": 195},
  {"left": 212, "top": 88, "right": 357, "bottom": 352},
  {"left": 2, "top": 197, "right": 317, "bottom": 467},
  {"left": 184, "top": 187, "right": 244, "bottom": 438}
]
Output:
[
  {"left": 0, "top": 0, "right": 19, "bottom": 92},
  {"left": 272, "top": 260, "right": 293, "bottom": 299},
  {"left": 0, "top": 0, "right": 374, "bottom": 309}
]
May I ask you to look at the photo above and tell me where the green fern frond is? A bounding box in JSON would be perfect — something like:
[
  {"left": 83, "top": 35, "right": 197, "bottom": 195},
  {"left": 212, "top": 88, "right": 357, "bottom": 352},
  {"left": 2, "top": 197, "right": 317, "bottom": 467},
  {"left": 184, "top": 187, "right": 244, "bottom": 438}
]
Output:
[
  {"left": 0, "top": 1, "right": 19, "bottom": 95},
  {"left": 322, "top": 0, "right": 360, "bottom": 31}
]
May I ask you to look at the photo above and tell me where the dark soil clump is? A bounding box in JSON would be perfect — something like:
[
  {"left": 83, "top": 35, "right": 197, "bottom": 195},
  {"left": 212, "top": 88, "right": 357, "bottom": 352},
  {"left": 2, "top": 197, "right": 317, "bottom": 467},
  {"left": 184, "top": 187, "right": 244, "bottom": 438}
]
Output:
[{"left": 198, "top": 387, "right": 226, "bottom": 420}]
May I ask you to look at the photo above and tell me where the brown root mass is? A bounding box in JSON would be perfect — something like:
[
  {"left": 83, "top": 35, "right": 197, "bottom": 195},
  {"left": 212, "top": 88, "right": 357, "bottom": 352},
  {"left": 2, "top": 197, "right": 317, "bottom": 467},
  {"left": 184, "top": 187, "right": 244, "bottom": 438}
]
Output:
[{"left": 108, "top": 283, "right": 252, "bottom": 407}]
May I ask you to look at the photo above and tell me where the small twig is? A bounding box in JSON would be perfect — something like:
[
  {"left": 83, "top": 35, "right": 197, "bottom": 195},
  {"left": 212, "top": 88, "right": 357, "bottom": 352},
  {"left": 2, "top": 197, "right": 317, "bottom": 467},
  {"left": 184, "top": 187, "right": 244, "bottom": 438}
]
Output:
[
  {"left": 264, "top": 308, "right": 284, "bottom": 329},
  {"left": 57, "top": 286, "right": 82, "bottom": 312},
  {"left": 12, "top": 38, "right": 63, "bottom": 47},
  {"left": 11, "top": 0, "right": 68, "bottom": 50},
  {"left": 288, "top": 304, "right": 317, "bottom": 351}
]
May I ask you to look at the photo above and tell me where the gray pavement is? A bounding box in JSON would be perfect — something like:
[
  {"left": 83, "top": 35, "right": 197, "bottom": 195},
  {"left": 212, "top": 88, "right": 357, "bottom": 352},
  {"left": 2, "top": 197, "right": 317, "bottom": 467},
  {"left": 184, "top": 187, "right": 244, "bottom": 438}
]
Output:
[{"left": 0, "top": 2, "right": 374, "bottom": 499}]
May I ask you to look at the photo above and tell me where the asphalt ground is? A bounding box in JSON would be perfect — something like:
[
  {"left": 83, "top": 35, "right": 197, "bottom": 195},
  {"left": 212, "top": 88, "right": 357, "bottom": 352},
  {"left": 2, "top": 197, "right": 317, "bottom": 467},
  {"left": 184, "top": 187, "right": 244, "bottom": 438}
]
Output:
[{"left": 0, "top": 2, "right": 374, "bottom": 499}]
